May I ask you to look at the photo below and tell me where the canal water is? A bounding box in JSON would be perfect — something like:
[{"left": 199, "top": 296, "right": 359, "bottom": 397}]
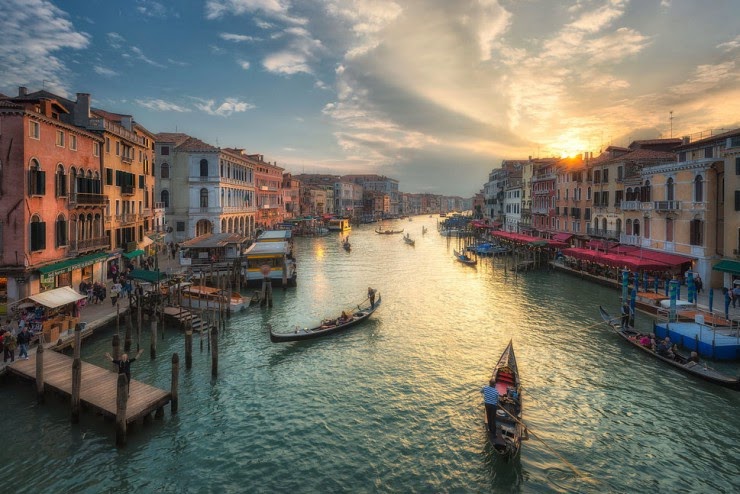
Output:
[{"left": 2, "top": 216, "right": 739, "bottom": 493}]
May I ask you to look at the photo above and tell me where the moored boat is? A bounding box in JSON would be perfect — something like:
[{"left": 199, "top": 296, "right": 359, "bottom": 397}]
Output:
[
  {"left": 599, "top": 306, "right": 740, "bottom": 389},
  {"left": 269, "top": 292, "right": 381, "bottom": 342},
  {"left": 484, "top": 340, "right": 526, "bottom": 459},
  {"left": 454, "top": 249, "right": 476, "bottom": 266},
  {"left": 180, "top": 285, "right": 247, "bottom": 311}
]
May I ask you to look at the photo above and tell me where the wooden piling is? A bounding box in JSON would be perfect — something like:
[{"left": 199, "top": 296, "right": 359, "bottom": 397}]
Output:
[
  {"left": 116, "top": 303, "right": 120, "bottom": 336},
  {"left": 36, "top": 341, "right": 44, "bottom": 404},
  {"left": 115, "top": 372, "right": 128, "bottom": 446},
  {"left": 112, "top": 333, "right": 121, "bottom": 361},
  {"left": 124, "top": 312, "right": 132, "bottom": 352},
  {"left": 150, "top": 319, "right": 157, "bottom": 359},
  {"left": 211, "top": 327, "right": 218, "bottom": 378},
  {"left": 171, "top": 353, "right": 179, "bottom": 414},
  {"left": 185, "top": 330, "right": 193, "bottom": 369},
  {"left": 137, "top": 291, "right": 143, "bottom": 352},
  {"left": 71, "top": 324, "right": 82, "bottom": 423}
]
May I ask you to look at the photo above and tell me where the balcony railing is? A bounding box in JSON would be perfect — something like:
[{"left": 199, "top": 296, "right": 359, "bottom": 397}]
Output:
[
  {"left": 121, "top": 185, "right": 135, "bottom": 195},
  {"left": 587, "top": 226, "right": 621, "bottom": 239},
  {"left": 619, "top": 233, "right": 641, "bottom": 246},
  {"left": 69, "top": 235, "right": 110, "bottom": 254},
  {"left": 654, "top": 200, "right": 680, "bottom": 211},
  {"left": 69, "top": 192, "right": 108, "bottom": 206},
  {"left": 621, "top": 200, "right": 640, "bottom": 211},
  {"left": 121, "top": 155, "right": 133, "bottom": 164}
]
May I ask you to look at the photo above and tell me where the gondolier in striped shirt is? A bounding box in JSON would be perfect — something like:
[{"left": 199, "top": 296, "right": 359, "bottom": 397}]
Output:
[{"left": 481, "top": 384, "right": 499, "bottom": 432}]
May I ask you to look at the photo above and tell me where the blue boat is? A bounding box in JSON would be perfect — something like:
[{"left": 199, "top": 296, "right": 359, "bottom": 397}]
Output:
[{"left": 653, "top": 320, "right": 740, "bottom": 361}]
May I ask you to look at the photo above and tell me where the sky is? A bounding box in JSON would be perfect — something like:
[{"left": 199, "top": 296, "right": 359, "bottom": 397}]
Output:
[{"left": 1, "top": 0, "right": 739, "bottom": 197}]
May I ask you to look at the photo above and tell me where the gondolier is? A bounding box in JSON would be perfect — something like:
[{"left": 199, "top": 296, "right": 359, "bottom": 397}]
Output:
[
  {"left": 368, "top": 287, "right": 377, "bottom": 308},
  {"left": 481, "top": 384, "right": 499, "bottom": 432}
]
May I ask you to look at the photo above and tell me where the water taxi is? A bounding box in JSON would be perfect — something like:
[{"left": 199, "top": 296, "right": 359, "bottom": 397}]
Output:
[
  {"left": 180, "top": 285, "right": 247, "bottom": 311},
  {"left": 327, "top": 218, "right": 352, "bottom": 232},
  {"left": 243, "top": 240, "right": 297, "bottom": 287}
]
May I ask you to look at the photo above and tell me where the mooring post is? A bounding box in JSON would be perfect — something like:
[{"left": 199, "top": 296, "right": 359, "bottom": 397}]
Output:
[
  {"left": 71, "top": 324, "right": 82, "bottom": 423},
  {"left": 112, "top": 333, "right": 121, "bottom": 362},
  {"left": 137, "top": 292, "right": 143, "bottom": 352},
  {"left": 171, "top": 353, "right": 179, "bottom": 414},
  {"left": 115, "top": 372, "right": 128, "bottom": 446},
  {"left": 124, "top": 312, "right": 132, "bottom": 352},
  {"left": 116, "top": 303, "right": 120, "bottom": 336},
  {"left": 150, "top": 319, "right": 157, "bottom": 359},
  {"left": 211, "top": 327, "right": 218, "bottom": 378},
  {"left": 185, "top": 330, "right": 193, "bottom": 370},
  {"left": 36, "top": 340, "right": 44, "bottom": 404}
]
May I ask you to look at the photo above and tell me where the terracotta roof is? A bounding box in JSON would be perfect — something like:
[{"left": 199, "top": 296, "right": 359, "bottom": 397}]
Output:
[
  {"left": 673, "top": 127, "right": 740, "bottom": 150},
  {"left": 604, "top": 148, "right": 676, "bottom": 163},
  {"left": 155, "top": 132, "right": 191, "bottom": 146},
  {"left": 177, "top": 136, "right": 218, "bottom": 152},
  {"left": 628, "top": 138, "right": 682, "bottom": 148},
  {"left": 91, "top": 107, "right": 131, "bottom": 122}
]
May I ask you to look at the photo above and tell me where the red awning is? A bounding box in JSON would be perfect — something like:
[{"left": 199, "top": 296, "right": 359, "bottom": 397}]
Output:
[
  {"left": 623, "top": 249, "right": 693, "bottom": 267},
  {"left": 585, "top": 239, "right": 619, "bottom": 251},
  {"left": 561, "top": 248, "right": 672, "bottom": 270},
  {"left": 552, "top": 233, "right": 573, "bottom": 243}
]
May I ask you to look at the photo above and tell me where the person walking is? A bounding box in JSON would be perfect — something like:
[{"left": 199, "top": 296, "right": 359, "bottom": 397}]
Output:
[
  {"left": 110, "top": 281, "right": 122, "bottom": 306},
  {"left": 3, "top": 329, "right": 17, "bottom": 363},
  {"left": 16, "top": 325, "right": 31, "bottom": 360}
]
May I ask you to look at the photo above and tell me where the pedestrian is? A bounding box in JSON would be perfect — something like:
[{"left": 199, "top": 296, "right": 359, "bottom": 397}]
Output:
[
  {"left": 3, "top": 329, "right": 17, "bottom": 363},
  {"left": 105, "top": 349, "right": 145, "bottom": 393},
  {"left": 16, "top": 325, "right": 31, "bottom": 360},
  {"left": 110, "top": 281, "right": 122, "bottom": 306},
  {"left": 733, "top": 284, "right": 740, "bottom": 309},
  {"left": 695, "top": 275, "right": 703, "bottom": 294},
  {"left": 481, "top": 382, "right": 499, "bottom": 432}
]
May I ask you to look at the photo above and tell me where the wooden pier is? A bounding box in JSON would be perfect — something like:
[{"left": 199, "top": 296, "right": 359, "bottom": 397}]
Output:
[
  {"left": 163, "top": 306, "right": 214, "bottom": 332},
  {"left": 6, "top": 351, "right": 170, "bottom": 424}
]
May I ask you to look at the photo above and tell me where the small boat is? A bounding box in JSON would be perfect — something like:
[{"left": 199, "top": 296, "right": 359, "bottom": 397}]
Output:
[
  {"left": 180, "top": 285, "right": 247, "bottom": 311},
  {"left": 599, "top": 306, "right": 740, "bottom": 389},
  {"left": 269, "top": 292, "right": 382, "bottom": 342},
  {"left": 342, "top": 237, "right": 351, "bottom": 251},
  {"left": 454, "top": 249, "right": 476, "bottom": 266},
  {"left": 403, "top": 233, "right": 415, "bottom": 246},
  {"left": 484, "top": 340, "right": 526, "bottom": 459},
  {"left": 422, "top": 226, "right": 428, "bottom": 235},
  {"left": 375, "top": 228, "right": 404, "bottom": 235}
]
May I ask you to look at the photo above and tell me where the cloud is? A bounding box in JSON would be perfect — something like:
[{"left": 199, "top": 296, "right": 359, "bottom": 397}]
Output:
[
  {"left": 107, "top": 32, "right": 165, "bottom": 67},
  {"left": 135, "top": 98, "right": 192, "bottom": 112},
  {"left": 219, "top": 32, "right": 258, "bottom": 42},
  {"left": 205, "top": 0, "right": 307, "bottom": 25},
  {"left": 135, "top": 0, "right": 169, "bottom": 18},
  {"left": 669, "top": 61, "right": 737, "bottom": 96},
  {"left": 106, "top": 32, "right": 125, "bottom": 49},
  {"left": 261, "top": 23, "right": 324, "bottom": 75},
  {"left": 193, "top": 97, "right": 255, "bottom": 116},
  {"left": 237, "top": 59, "right": 251, "bottom": 70},
  {"left": 168, "top": 58, "right": 189, "bottom": 66},
  {"left": 717, "top": 35, "right": 740, "bottom": 52},
  {"left": 94, "top": 65, "right": 118, "bottom": 77},
  {"left": 263, "top": 51, "right": 311, "bottom": 74},
  {"left": 0, "top": 0, "right": 89, "bottom": 94},
  {"left": 131, "top": 46, "right": 165, "bottom": 67}
]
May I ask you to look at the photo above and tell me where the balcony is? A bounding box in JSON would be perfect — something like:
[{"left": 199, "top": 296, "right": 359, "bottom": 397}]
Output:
[
  {"left": 121, "top": 185, "right": 135, "bottom": 195},
  {"left": 121, "top": 155, "right": 133, "bottom": 164},
  {"left": 621, "top": 200, "right": 640, "bottom": 211},
  {"left": 69, "top": 235, "right": 110, "bottom": 254},
  {"left": 686, "top": 202, "right": 706, "bottom": 212},
  {"left": 119, "top": 213, "right": 140, "bottom": 224},
  {"left": 654, "top": 200, "right": 680, "bottom": 212},
  {"left": 619, "top": 233, "right": 641, "bottom": 246},
  {"left": 69, "top": 192, "right": 108, "bottom": 206},
  {"left": 587, "top": 226, "right": 621, "bottom": 239}
]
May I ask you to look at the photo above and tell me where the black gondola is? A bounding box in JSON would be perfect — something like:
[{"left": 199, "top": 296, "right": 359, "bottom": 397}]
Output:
[
  {"left": 454, "top": 249, "right": 476, "bottom": 266},
  {"left": 599, "top": 306, "right": 740, "bottom": 390},
  {"left": 269, "top": 293, "right": 381, "bottom": 342},
  {"left": 484, "top": 340, "right": 526, "bottom": 459},
  {"left": 375, "top": 228, "right": 404, "bottom": 234}
]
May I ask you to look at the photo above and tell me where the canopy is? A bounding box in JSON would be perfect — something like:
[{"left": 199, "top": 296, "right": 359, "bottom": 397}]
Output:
[
  {"left": 139, "top": 236, "right": 154, "bottom": 248},
  {"left": 128, "top": 269, "right": 168, "bottom": 283},
  {"left": 123, "top": 249, "right": 145, "bottom": 259},
  {"left": 561, "top": 248, "right": 672, "bottom": 271},
  {"left": 37, "top": 251, "right": 108, "bottom": 277},
  {"left": 28, "top": 286, "right": 86, "bottom": 309},
  {"left": 551, "top": 233, "right": 573, "bottom": 243},
  {"left": 713, "top": 259, "right": 740, "bottom": 275}
]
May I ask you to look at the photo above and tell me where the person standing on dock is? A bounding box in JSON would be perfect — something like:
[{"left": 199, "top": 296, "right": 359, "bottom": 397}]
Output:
[
  {"left": 105, "top": 349, "right": 145, "bottom": 390},
  {"left": 16, "top": 325, "right": 31, "bottom": 360}
]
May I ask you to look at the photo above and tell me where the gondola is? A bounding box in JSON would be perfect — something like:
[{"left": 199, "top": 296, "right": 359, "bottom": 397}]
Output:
[
  {"left": 269, "top": 293, "right": 381, "bottom": 342},
  {"left": 599, "top": 306, "right": 740, "bottom": 390},
  {"left": 484, "top": 340, "right": 526, "bottom": 459},
  {"left": 403, "top": 233, "right": 415, "bottom": 246},
  {"left": 342, "top": 237, "right": 351, "bottom": 251},
  {"left": 375, "top": 228, "right": 404, "bottom": 235},
  {"left": 454, "top": 249, "right": 476, "bottom": 266}
]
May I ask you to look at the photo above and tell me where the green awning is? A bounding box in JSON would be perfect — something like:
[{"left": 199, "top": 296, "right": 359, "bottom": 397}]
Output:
[
  {"left": 712, "top": 259, "right": 740, "bottom": 275},
  {"left": 123, "top": 249, "right": 145, "bottom": 259},
  {"left": 38, "top": 251, "right": 108, "bottom": 277},
  {"left": 128, "top": 269, "right": 168, "bottom": 283}
]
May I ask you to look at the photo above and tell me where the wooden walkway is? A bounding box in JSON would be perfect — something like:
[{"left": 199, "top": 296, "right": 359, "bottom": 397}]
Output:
[
  {"left": 6, "top": 351, "right": 170, "bottom": 424},
  {"left": 163, "top": 306, "right": 213, "bottom": 332}
]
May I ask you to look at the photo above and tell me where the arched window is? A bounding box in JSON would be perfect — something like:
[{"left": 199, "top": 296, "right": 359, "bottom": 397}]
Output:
[
  {"left": 200, "top": 159, "right": 209, "bottom": 177},
  {"left": 626, "top": 219, "right": 632, "bottom": 235},
  {"left": 587, "top": 186, "right": 591, "bottom": 200},
  {"left": 666, "top": 177, "right": 674, "bottom": 201},
  {"left": 666, "top": 218, "right": 674, "bottom": 242},
  {"left": 161, "top": 190, "right": 169, "bottom": 208},
  {"left": 200, "top": 188, "right": 208, "bottom": 207},
  {"left": 593, "top": 218, "right": 599, "bottom": 232},
  {"left": 694, "top": 175, "right": 703, "bottom": 202},
  {"left": 615, "top": 218, "right": 622, "bottom": 234},
  {"left": 690, "top": 219, "right": 703, "bottom": 246},
  {"left": 625, "top": 187, "right": 633, "bottom": 201},
  {"left": 633, "top": 219, "right": 640, "bottom": 237},
  {"left": 643, "top": 180, "right": 651, "bottom": 202},
  {"left": 161, "top": 163, "right": 170, "bottom": 179},
  {"left": 55, "top": 164, "right": 67, "bottom": 197},
  {"left": 30, "top": 214, "right": 46, "bottom": 251},
  {"left": 601, "top": 217, "right": 607, "bottom": 232},
  {"left": 29, "top": 159, "right": 46, "bottom": 196},
  {"left": 55, "top": 214, "right": 68, "bottom": 247},
  {"left": 643, "top": 217, "right": 650, "bottom": 239}
]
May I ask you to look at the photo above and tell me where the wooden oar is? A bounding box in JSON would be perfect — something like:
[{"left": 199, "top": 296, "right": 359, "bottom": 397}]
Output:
[
  {"left": 581, "top": 317, "right": 619, "bottom": 331},
  {"left": 497, "top": 405, "right": 599, "bottom": 485}
]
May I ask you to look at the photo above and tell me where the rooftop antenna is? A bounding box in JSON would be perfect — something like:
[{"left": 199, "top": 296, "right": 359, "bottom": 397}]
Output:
[{"left": 669, "top": 110, "right": 674, "bottom": 138}]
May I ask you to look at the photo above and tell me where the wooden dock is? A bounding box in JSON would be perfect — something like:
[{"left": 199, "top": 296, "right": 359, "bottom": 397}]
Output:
[
  {"left": 163, "top": 306, "right": 213, "bottom": 332},
  {"left": 6, "top": 351, "right": 171, "bottom": 424}
]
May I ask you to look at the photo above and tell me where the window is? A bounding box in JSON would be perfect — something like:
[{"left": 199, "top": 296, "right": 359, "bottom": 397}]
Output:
[
  {"left": 161, "top": 146, "right": 170, "bottom": 156},
  {"left": 139, "top": 175, "right": 145, "bottom": 189},
  {"left": 29, "top": 121, "right": 40, "bottom": 139},
  {"left": 55, "top": 165, "right": 67, "bottom": 197},
  {"left": 735, "top": 190, "right": 740, "bottom": 211},
  {"left": 602, "top": 191, "right": 609, "bottom": 206},
  {"left": 161, "top": 163, "right": 169, "bottom": 178},
  {"left": 616, "top": 218, "right": 622, "bottom": 234},
  {"left": 736, "top": 157, "right": 740, "bottom": 175},
  {"left": 704, "top": 147, "right": 713, "bottom": 159},
  {"left": 70, "top": 135, "right": 77, "bottom": 151},
  {"left": 28, "top": 160, "right": 46, "bottom": 196},
  {"left": 617, "top": 166, "right": 623, "bottom": 181},
  {"left": 105, "top": 168, "right": 113, "bottom": 185},
  {"left": 200, "top": 188, "right": 209, "bottom": 207},
  {"left": 94, "top": 141, "right": 100, "bottom": 157},
  {"left": 594, "top": 170, "right": 601, "bottom": 183},
  {"left": 587, "top": 186, "right": 591, "bottom": 200},
  {"left": 689, "top": 219, "right": 703, "bottom": 246},
  {"left": 55, "top": 214, "right": 67, "bottom": 247},
  {"left": 30, "top": 215, "right": 46, "bottom": 251},
  {"left": 678, "top": 151, "right": 686, "bottom": 162},
  {"left": 666, "top": 218, "right": 674, "bottom": 242},
  {"left": 115, "top": 141, "right": 120, "bottom": 156},
  {"left": 105, "top": 137, "right": 110, "bottom": 153},
  {"left": 633, "top": 219, "right": 640, "bottom": 237},
  {"left": 603, "top": 169, "right": 609, "bottom": 182},
  {"left": 666, "top": 178, "right": 674, "bottom": 201},
  {"left": 694, "top": 175, "right": 703, "bottom": 202},
  {"left": 615, "top": 190, "right": 623, "bottom": 207},
  {"left": 644, "top": 217, "right": 650, "bottom": 238},
  {"left": 626, "top": 219, "right": 633, "bottom": 235},
  {"left": 642, "top": 180, "right": 651, "bottom": 202},
  {"left": 200, "top": 159, "right": 209, "bottom": 177},
  {"left": 161, "top": 190, "right": 169, "bottom": 208},
  {"left": 176, "top": 221, "right": 185, "bottom": 232}
]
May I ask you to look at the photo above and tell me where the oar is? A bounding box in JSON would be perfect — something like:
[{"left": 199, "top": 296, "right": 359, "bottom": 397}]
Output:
[
  {"left": 581, "top": 317, "right": 619, "bottom": 331},
  {"left": 496, "top": 405, "right": 599, "bottom": 485}
]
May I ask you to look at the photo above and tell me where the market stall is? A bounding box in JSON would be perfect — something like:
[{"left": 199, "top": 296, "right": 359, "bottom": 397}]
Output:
[{"left": 20, "top": 286, "right": 86, "bottom": 343}]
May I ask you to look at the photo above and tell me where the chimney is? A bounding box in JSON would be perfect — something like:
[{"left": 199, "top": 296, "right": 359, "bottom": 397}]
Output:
[
  {"left": 120, "top": 115, "right": 132, "bottom": 130},
  {"left": 74, "top": 93, "right": 91, "bottom": 127},
  {"left": 18, "top": 86, "right": 27, "bottom": 97},
  {"left": 682, "top": 135, "right": 690, "bottom": 145}
]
